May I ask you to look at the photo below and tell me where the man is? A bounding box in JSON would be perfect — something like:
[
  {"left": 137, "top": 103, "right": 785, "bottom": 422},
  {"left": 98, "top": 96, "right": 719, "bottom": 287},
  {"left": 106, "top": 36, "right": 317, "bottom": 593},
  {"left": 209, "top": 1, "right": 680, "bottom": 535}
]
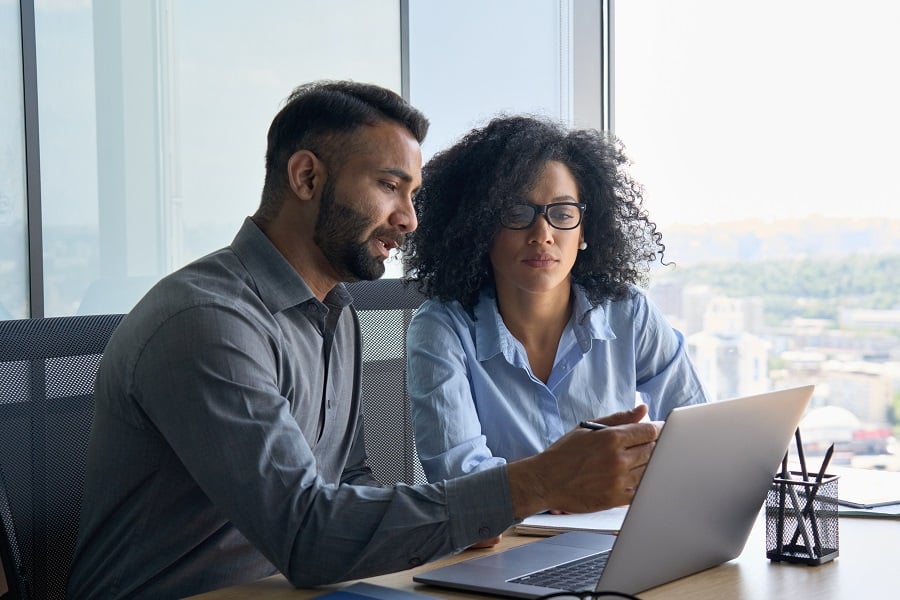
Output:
[{"left": 67, "top": 81, "right": 659, "bottom": 599}]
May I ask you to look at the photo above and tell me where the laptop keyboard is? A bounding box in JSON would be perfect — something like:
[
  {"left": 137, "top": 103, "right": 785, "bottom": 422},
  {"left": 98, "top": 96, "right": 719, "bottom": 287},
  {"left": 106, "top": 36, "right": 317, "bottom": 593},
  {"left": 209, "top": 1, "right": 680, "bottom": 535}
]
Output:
[{"left": 508, "top": 551, "right": 610, "bottom": 590}]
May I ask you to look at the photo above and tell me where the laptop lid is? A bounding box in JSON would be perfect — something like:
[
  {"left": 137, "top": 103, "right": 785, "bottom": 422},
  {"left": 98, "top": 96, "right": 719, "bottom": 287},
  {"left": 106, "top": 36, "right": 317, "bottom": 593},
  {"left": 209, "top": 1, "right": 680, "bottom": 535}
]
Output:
[{"left": 413, "top": 385, "right": 814, "bottom": 598}]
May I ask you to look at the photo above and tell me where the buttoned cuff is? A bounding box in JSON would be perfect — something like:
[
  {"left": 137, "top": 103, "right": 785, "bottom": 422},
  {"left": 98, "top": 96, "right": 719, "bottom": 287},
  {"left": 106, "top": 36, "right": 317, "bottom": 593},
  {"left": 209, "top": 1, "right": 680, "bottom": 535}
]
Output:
[{"left": 444, "top": 465, "right": 517, "bottom": 549}]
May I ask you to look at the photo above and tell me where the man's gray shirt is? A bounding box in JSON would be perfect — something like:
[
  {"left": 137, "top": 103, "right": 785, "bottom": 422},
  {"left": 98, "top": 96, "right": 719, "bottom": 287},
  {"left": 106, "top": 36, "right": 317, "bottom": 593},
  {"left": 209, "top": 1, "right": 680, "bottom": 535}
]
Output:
[{"left": 67, "top": 218, "right": 515, "bottom": 599}]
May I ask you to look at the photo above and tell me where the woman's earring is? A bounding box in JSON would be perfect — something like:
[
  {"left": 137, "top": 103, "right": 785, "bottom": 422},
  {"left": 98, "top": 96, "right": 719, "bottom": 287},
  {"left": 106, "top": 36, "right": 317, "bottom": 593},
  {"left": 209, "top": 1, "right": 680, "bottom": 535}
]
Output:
[{"left": 578, "top": 241, "right": 588, "bottom": 251}]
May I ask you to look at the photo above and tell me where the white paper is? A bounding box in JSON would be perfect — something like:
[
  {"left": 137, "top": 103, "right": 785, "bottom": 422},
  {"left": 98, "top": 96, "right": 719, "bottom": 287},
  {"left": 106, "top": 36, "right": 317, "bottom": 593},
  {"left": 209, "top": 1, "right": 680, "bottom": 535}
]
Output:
[{"left": 514, "top": 506, "right": 629, "bottom": 536}]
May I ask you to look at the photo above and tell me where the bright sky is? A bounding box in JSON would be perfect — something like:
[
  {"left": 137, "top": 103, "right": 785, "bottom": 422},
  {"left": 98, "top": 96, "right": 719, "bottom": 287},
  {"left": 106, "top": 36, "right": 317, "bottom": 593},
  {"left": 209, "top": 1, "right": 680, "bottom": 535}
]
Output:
[
  {"left": 613, "top": 0, "right": 900, "bottom": 228},
  {"left": 25, "top": 0, "right": 900, "bottom": 233}
]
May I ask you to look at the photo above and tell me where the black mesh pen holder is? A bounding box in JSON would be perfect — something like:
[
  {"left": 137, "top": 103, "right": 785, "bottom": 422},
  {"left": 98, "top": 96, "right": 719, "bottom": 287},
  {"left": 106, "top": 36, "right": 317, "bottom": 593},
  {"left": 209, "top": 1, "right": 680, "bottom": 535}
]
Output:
[{"left": 765, "top": 472, "right": 839, "bottom": 566}]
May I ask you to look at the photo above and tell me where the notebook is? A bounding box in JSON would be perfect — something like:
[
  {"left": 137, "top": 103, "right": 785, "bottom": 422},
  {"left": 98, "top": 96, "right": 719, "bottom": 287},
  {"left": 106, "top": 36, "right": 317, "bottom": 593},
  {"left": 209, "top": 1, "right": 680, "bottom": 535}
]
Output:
[
  {"left": 512, "top": 506, "right": 628, "bottom": 536},
  {"left": 414, "top": 385, "right": 814, "bottom": 598},
  {"left": 833, "top": 466, "right": 900, "bottom": 509}
]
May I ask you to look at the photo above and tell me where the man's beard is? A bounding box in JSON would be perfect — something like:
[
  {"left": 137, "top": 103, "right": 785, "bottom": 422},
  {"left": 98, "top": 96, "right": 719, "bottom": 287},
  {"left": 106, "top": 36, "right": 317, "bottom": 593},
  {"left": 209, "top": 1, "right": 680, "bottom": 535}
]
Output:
[{"left": 313, "top": 181, "right": 395, "bottom": 282}]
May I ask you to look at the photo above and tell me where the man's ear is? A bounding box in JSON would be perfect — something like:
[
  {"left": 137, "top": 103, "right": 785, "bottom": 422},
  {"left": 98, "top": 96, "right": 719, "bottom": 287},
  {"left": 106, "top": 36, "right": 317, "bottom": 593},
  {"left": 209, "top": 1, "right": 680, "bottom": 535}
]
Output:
[{"left": 287, "top": 150, "right": 323, "bottom": 201}]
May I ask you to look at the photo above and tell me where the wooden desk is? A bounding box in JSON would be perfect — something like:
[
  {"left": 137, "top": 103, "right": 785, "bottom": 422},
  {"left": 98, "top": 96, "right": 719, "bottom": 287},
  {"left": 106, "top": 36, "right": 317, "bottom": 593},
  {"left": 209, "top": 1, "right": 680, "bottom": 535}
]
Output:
[{"left": 190, "top": 515, "right": 897, "bottom": 599}]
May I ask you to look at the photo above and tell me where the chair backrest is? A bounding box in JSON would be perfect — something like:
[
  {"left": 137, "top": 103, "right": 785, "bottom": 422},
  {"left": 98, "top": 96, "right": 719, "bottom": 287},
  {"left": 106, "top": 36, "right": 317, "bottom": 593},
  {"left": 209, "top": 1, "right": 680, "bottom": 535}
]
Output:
[
  {"left": 0, "top": 287, "right": 426, "bottom": 596},
  {"left": 346, "top": 279, "right": 427, "bottom": 486},
  {"left": 0, "top": 314, "right": 125, "bottom": 600}
]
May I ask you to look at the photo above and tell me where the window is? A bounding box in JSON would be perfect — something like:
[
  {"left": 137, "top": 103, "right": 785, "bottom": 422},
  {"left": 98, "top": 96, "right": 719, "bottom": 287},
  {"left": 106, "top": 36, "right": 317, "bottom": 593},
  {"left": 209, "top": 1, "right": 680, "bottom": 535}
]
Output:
[
  {"left": 409, "top": 0, "right": 581, "bottom": 159},
  {"left": 33, "top": 0, "right": 401, "bottom": 316},
  {"left": 616, "top": 0, "right": 900, "bottom": 470},
  {"left": 25, "top": 0, "right": 593, "bottom": 308},
  {"left": 0, "top": 0, "right": 27, "bottom": 319},
  {"left": 400, "top": 0, "right": 595, "bottom": 274}
]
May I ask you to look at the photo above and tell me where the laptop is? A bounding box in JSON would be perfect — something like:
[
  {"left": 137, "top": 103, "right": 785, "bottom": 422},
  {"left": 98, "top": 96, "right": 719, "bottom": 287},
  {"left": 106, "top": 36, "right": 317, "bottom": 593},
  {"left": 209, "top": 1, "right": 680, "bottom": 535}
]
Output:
[{"left": 413, "top": 385, "right": 814, "bottom": 598}]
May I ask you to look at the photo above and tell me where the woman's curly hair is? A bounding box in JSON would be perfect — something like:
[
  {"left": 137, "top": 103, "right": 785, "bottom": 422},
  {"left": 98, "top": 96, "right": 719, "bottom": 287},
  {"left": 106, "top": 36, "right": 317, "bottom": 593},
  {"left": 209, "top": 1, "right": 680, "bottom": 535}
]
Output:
[{"left": 403, "top": 115, "right": 665, "bottom": 311}]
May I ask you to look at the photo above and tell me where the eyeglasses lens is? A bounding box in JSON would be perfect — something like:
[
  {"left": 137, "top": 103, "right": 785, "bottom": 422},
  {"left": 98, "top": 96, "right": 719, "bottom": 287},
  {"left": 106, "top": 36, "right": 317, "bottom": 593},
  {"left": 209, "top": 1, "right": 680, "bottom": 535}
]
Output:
[
  {"left": 503, "top": 205, "right": 536, "bottom": 229},
  {"left": 547, "top": 204, "right": 581, "bottom": 229}
]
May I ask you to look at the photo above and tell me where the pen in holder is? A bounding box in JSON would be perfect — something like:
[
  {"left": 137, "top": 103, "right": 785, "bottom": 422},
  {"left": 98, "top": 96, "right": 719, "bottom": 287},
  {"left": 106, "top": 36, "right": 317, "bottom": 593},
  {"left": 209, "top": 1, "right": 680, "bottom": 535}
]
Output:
[{"left": 765, "top": 470, "right": 839, "bottom": 565}]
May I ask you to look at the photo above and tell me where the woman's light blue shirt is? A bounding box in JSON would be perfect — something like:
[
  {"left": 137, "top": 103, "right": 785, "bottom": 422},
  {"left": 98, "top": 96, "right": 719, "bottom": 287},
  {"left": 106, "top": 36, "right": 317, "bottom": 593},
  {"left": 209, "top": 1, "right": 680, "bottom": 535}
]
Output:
[{"left": 407, "top": 284, "right": 708, "bottom": 482}]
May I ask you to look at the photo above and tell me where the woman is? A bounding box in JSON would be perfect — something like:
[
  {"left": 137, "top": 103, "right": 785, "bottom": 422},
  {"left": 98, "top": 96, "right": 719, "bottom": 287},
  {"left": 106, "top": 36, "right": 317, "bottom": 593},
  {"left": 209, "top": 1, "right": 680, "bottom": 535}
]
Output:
[{"left": 404, "top": 115, "right": 708, "bottom": 484}]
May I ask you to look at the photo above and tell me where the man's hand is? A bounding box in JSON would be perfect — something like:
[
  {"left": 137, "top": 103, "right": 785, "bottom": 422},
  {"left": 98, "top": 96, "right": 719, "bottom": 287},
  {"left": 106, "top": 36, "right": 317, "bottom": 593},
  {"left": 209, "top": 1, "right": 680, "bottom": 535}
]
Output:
[
  {"left": 467, "top": 534, "right": 503, "bottom": 549},
  {"left": 507, "top": 405, "right": 662, "bottom": 519}
]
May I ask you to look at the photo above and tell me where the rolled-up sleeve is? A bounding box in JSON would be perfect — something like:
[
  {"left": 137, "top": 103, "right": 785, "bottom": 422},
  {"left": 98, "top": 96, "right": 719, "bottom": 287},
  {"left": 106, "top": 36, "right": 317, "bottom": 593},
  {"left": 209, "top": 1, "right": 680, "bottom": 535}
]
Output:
[
  {"left": 407, "top": 302, "right": 506, "bottom": 482},
  {"left": 630, "top": 292, "right": 709, "bottom": 417}
]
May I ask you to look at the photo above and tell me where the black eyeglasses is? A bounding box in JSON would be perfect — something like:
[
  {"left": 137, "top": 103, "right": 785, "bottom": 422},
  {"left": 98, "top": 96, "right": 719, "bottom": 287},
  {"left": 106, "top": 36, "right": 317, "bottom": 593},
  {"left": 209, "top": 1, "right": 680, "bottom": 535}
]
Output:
[{"left": 500, "top": 202, "right": 587, "bottom": 230}]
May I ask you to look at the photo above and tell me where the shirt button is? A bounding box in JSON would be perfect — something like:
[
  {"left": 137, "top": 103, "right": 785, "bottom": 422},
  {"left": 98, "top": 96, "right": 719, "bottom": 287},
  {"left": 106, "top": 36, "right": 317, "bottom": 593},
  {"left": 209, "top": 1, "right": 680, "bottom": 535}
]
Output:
[
  {"left": 478, "top": 526, "right": 491, "bottom": 537},
  {"left": 408, "top": 557, "right": 423, "bottom": 567}
]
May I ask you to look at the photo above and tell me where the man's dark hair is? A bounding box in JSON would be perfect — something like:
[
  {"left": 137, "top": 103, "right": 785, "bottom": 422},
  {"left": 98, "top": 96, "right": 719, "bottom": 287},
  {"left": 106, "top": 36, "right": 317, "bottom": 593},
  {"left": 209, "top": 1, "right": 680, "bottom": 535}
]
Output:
[
  {"left": 404, "top": 115, "right": 665, "bottom": 310},
  {"left": 256, "top": 80, "right": 429, "bottom": 224}
]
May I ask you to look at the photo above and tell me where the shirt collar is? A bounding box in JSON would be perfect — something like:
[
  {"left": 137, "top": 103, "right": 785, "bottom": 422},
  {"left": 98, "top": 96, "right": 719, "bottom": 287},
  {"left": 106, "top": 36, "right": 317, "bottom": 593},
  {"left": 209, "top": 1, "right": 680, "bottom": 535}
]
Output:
[
  {"left": 571, "top": 284, "right": 617, "bottom": 350},
  {"left": 230, "top": 217, "right": 352, "bottom": 314},
  {"left": 472, "top": 288, "right": 511, "bottom": 363},
  {"left": 472, "top": 284, "right": 617, "bottom": 361}
]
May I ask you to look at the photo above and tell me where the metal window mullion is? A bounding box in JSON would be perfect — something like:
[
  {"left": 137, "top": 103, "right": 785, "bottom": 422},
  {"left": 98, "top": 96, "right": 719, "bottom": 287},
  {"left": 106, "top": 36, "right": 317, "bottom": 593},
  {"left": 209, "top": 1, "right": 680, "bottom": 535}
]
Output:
[
  {"left": 20, "top": 0, "right": 44, "bottom": 318},
  {"left": 399, "top": 0, "right": 410, "bottom": 101},
  {"left": 602, "top": 0, "right": 615, "bottom": 133}
]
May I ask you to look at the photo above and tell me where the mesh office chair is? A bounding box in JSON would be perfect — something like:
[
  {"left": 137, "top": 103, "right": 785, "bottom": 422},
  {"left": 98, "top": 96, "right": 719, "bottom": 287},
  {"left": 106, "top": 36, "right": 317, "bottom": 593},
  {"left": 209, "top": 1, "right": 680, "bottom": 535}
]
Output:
[
  {"left": 346, "top": 279, "right": 428, "bottom": 486},
  {"left": 0, "top": 314, "right": 125, "bottom": 600},
  {"left": 0, "top": 284, "right": 423, "bottom": 598}
]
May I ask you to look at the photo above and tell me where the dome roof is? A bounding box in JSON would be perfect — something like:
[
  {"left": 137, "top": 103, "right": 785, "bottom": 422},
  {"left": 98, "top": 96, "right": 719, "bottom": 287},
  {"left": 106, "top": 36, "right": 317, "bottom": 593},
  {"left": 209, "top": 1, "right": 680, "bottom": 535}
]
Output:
[{"left": 801, "top": 406, "right": 861, "bottom": 431}]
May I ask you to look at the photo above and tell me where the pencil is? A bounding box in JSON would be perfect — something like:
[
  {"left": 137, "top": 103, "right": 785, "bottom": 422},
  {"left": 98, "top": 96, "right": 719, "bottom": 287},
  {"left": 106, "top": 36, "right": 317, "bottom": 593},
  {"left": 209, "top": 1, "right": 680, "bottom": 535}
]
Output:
[
  {"left": 788, "top": 443, "right": 836, "bottom": 554},
  {"left": 795, "top": 428, "right": 809, "bottom": 482}
]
